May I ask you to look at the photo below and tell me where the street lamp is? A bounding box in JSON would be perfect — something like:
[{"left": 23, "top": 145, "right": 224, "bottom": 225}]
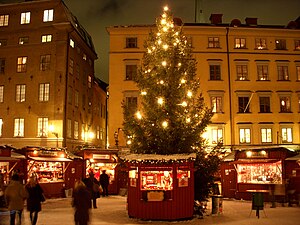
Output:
[{"left": 49, "top": 124, "right": 58, "bottom": 148}]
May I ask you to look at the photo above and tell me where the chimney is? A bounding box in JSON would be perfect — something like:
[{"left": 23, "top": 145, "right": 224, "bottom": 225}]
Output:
[
  {"left": 209, "top": 14, "right": 223, "bottom": 24},
  {"left": 245, "top": 17, "right": 258, "bottom": 26}
]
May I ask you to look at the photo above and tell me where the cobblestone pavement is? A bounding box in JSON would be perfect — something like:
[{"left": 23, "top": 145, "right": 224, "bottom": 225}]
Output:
[{"left": 1, "top": 196, "right": 299, "bottom": 225}]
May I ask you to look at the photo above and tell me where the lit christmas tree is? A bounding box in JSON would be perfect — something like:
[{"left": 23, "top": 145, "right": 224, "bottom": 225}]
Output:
[{"left": 123, "top": 6, "right": 213, "bottom": 155}]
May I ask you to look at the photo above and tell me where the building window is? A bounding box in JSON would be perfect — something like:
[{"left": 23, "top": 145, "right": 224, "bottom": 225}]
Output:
[
  {"left": 275, "top": 39, "right": 286, "bottom": 50},
  {"left": 0, "top": 39, "right": 7, "bottom": 47},
  {"left": 67, "top": 119, "right": 72, "bottom": 138},
  {"left": 257, "top": 64, "right": 269, "bottom": 80},
  {"left": 259, "top": 96, "right": 271, "bottom": 113},
  {"left": 68, "top": 86, "right": 72, "bottom": 104},
  {"left": 255, "top": 38, "right": 267, "bottom": 49},
  {"left": 16, "top": 84, "right": 26, "bottom": 102},
  {"left": 17, "top": 56, "right": 27, "bottom": 72},
  {"left": 41, "top": 34, "right": 52, "bottom": 43},
  {"left": 0, "top": 85, "right": 3, "bottom": 103},
  {"left": 75, "top": 90, "right": 79, "bottom": 107},
  {"left": 96, "top": 126, "right": 100, "bottom": 140},
  {"left": 211, "top": 96, "right": 223, "bottom": 113},
  {"left": 76, "top": 64, "right": 80, "bottom": 79},
  {"left": 261, "top": 128, "right": 272, "bottom": 143},
  {"left": 0, "top": 58, "right": 5, "bottom": 74},
  {"left": 212, "top": 128, "right": 223, "bottom": 144},
  {"left": 295, "top": 40, "right": 300, "bottom": 50},
  {"left": 43, "top": 9, "right": 54, "bottom": 22},
  {"left": 37, "top": 117, "right": 48, "bottom": 137},
  {"left": 277, "top": 65, "right": 289, "bottom": 81},
  {"left": 0, "top": 118, "right": 2, "bottom": 137},
  {"left": 239, "top": 128, "right": 251, "bottom": 144},
  {"left": 208, "top": 37, "right": 220, "bottom": 48},
  {"left": 209, "top": 65, "right": 221, "bottom": 80},
  {"left": 126, "top": 97, "right": 137, "bottom": 112},
  {"left": 280, "top": 96, "right": 291, "bottom": 112},
  {"left": 281, "top": 127, "right": 292, "bottom": 143},
  {"left": 70, "top": 39, "right": 75, "bottom": 48},
  {"left": 234, "top": 38, "right": 246, "bottom": 49},
  {"left": 39, "top": 83, "right": 50, "bottom": 102},
  {"left": 298, "top": 95, "right": 300, "bottom": 112},
  {"left": 40, "top": 55, "right": 51, "bottom": 71},
  {"left": 297, "top": 65, "right": 300, "bottom": 81},
  {"left": 126, "top": 64, "right": 137, "bottom": 80},
  {"left": 236, "top": 64, "right": 248, "bottom": 80},
  {"left": 88, "top": 76, "right": 92, "bottom": 88},
  {"left": 126, "top": 37, "right": 137, "bottom": 48},
  {"left": 18, "top": 37, "right": 29, "bottom": 45},
  {"left": 74, "top": 121, "right": 79, "bottom": 139},
  {"left": 238, "top": 96, "right": 250, "bottom": 113},
  {"left": 83, "top": 54, "right": 87, "bottom": 61},
  {"left": 69, "top": 59, "right": 74, "bottom": 75},
  {"left": 20, "top": 12, "right": 30, "bottom": 24},
  {"left": 0, "top": 15, "right": 9, "bottom": 26},
  {"left": 14, "top": 118, "right": 24, "bottom": 137}
]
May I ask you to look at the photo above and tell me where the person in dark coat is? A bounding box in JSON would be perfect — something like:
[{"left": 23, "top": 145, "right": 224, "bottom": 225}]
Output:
[
  {"left": 100, "top": 170, "right": 109, "bottom": 197},
  {"left": 25, "top": 175, "right": 45, "bottom": 225},
  {"left": 72, "top": 180, "right": 91, "bottom": 225},
  {"left": 83, "top": 172, "right": 99, "bottom": 208}
]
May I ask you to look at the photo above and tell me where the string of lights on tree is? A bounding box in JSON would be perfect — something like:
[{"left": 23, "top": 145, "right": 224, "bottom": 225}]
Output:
[{"left": 123, "top": 6, "right": 213, "bottom": 156}]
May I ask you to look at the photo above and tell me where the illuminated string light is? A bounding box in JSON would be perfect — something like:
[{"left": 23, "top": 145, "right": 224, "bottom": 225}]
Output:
[
  {"left": 162, "top": 61, "right": 167, "bottom": 66},
  {"left": 157, "top": 97, "right": 164, "bottom": 105},
  {"left": 141, "top": 91, "right": 147, "bottom": 95},
  {"left": 163, "top": 44, "right": 168, "bottom": 50},
  {"left": 187, "top": 91, "right": 192, "bottom": 98},
  {"left": 164, "top": 6, "right": 169, "bottom": 11},
  {"left": 186, "top": 118, "right": 191, "bottom": 123},
  {"left": 136, "top": 111, "right": 142, "bottom": 120},
  {"left": 162, "top": 121, "right": 168, "bottom": 128},
  {"left": 159, "top": 80, "right": 164, "bottom": 84},
  {"left": 181, "top": 79, "right": 186, "bottom": 84},
  {"left": 181, "top": 101, "right": 187, "bottom": 107}
]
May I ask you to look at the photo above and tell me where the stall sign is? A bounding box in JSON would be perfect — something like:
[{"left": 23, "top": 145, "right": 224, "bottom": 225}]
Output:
[{"left": 93, "top": 154, "right": 110, "bottom": 160}]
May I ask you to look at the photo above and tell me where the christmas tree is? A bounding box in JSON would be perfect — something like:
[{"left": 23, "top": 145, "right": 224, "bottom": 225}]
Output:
[{"left": 123, "top": 6, "right": 213, "bottom": 155}]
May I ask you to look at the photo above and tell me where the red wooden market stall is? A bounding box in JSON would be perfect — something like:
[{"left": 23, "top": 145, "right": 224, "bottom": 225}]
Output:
[
  {"left": 221, "top": 147, "right": 298, "bottom": 202},
  {"left": 75, "top": 147, "right": 119, "bottom": 194},
  {"left": 124, "top": 154, "right": 195, "bottom": 221}
]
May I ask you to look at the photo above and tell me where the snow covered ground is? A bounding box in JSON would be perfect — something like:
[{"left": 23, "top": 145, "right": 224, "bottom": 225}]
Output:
[{"left": 1, "top": 195, "right": 299, "bottom": 225}]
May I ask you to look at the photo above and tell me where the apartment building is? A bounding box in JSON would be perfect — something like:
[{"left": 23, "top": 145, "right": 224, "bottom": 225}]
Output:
[
  {"left": 0, "top": 0, "right": 107, "bottom": 151},
  {"left": 107, "top": 14, "right": 300, "bottom": 152}
]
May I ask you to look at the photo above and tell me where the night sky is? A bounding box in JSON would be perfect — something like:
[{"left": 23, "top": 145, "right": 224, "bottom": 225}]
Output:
[{"left": 2, "top": 0, "right": 300, "bottom": 83}]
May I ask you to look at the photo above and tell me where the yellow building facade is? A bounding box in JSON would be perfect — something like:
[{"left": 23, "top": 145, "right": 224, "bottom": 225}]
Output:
[
  {"left": 0, "top": 0, "right": 107, "bottom": 151},
  {"left": 107, "top": 15, "right": 300, "bottom": 152}
]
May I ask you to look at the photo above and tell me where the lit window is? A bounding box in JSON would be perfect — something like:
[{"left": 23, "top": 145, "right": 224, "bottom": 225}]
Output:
[
  {"left": 211, "top": 96, "right": 222, "bottom": 113},
  {"left": 255, "top": 38, "right": 267, "bottom": 49},
  {"left": 209, "top": 65, "right": 221, "bottom": 80},
  {"left": 70, "top": 39, "right": 75, "bottom": 48},
  {"left": 239, "top": 128, "right": 251, "bottom": 144},
  {"left": 281, "top": 127, "right": 292, "bottom": 143},
  {"left": 67, "top": 119, "right": 72, "bottom": 138},
  {"left": 212, "top": 128, "right": 223, "bottom": 144},
  {"left": 40, "top": 55, "right": 51, "bottom": 71},
  {"left": 126, "top": 64, "right": 137, "bottom": 80},
  {"left": 257, "top": 64, "right": 269, "bottom": 80},
  {"left": 19, "top": 37, "right": 29, "bottom": 45},
  {"left": 208, "top": 37, "right": 220, "bottom": 48},
  {"left": 75, "top": 90, "right": 79, "bottom": 107},
  {"left": 0, "top": 85, "right": 3, "bottom": 103},
  {"left": 41, "top": 34, "right": 52, "bottom": 43},
  {"left": 234, "top": 38, "right": 246, "bottom": 49},
  {"left": 39, "top": 83, "right": 50, "bottom": 102},
  {"left": 69, "top": 59, "right": 74, "bottom": 74},
  {"left": 126, "top": 37, "right": 137, "bottom": 48},
  {"left": 20, "top": 12, "right": 30, "bottom": 24},
  {"left": 17, "top": 56, "right": 27, "bottom": 72},
  {"left": 74, "top": 121, "right": 79, "bottom": 139},
  {"left": 96, "top": 126, "right": 100, "bottom": 140},
  {"left": 236, "top": 64, "right": 248, "bottom": 80},
  {"left": 0, "top": 118, "right": 2, "bottom": 137},
  {"left": 0, "top": 58, "right": 5, "bottom": 74},
  {"left": 259, "top": 97, "right": 271, "bottom": 113},
  {"left": 0, "top": 39, "right": 7, "bottom": 47},
  {"left": 277, "top": 65, "right": 289, "bottom": 81},
  {"left": 261, "top": 128, "right": 272, "bottom": 143},
  {"left": 238, "top": 96, "right": 250, "bottom": 113},
  {"left": 83, "top": 54, "right": 87, "bottom": 61},
  {"left": 37, "top": 117, "right": 48, "bottom": 137},
  {"left": 295, "top": 40, "right": 300, "bottom": 50},
  {"left": 275, "top": 39, "right": 286, "bottom": 50},
  {"left": 280, "top": 96, "right": 291, "bottom": 113},
  {"left": 43, "top": 9, "right": 54, "bottom": 22},
  {"left": 88, "top": 76, "right": 92, "bottom": 88},
  {"left": 0, "top": 14, "right": 9, "bottom": 26},
  {"left": 297, "top": 66, "right": 300, "bottom": 81},
  {"left": 14, "top": 118, "right": 24, "bottom": 137},
  {"left": 16, "top": 84, "right": 26, "bottom": 102}
]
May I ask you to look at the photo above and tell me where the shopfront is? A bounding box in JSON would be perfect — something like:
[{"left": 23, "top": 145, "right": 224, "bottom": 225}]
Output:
[
  {"left": 19, "top": 147, "right": 72, "bottom": 198},
  {"left": 76, "top": 148, "right": 119, "bottom": 194}
]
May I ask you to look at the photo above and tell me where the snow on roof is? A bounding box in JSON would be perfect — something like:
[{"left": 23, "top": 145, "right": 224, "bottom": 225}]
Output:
[{"left": 122, "top": 153, "right": 196, "bottom": 162}]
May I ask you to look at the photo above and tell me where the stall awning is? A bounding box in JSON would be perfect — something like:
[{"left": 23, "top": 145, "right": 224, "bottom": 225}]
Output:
[
  {"left": 0, "top": 156, "right": 20, "bottom": 161},
  {"left": 230, "top": 159, "right": 280, "bottom": 165},
  {"left": 28, "top": 157, "right": 72, "bottom": 162}
]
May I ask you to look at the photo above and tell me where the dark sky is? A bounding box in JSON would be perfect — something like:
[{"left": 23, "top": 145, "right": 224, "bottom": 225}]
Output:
[{"left": 2, "top": 0, "right": 299, "bottom": 83}]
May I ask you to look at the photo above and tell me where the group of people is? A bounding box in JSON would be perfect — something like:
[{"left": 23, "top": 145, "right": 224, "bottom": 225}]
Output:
[
  {"left": 2, "top": 170, "right": 109, "bottom": 225},
  {"left": 4, "top": 173, "right": 45, "bottom": 225}
]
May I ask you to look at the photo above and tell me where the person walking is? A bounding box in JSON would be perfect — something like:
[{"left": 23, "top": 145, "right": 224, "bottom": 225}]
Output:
[
  {"left": 25, "top": 176, "right": 45, "bottom": 225},
  {"left": 100, "top": 170, "right": 109, "bottom": 197},
  {"left": 4, "top": 174, "right": 27, "bottom": 225},
  {"left": 72, "top": 180, "right": 91, "bottom": 225},
  {"left": 83, "top": 172, "right": 99, "bottom": 208}
]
